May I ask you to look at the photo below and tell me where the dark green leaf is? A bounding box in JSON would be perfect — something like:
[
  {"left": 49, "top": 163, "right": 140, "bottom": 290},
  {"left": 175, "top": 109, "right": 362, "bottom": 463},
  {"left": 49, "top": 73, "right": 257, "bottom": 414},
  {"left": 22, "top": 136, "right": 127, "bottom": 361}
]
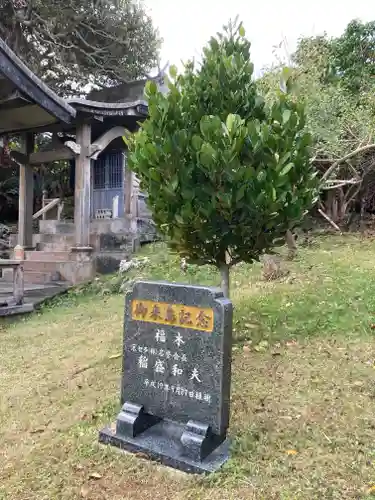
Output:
[{"left": 236, "top": 185, "right": 246, "bottom": 202}]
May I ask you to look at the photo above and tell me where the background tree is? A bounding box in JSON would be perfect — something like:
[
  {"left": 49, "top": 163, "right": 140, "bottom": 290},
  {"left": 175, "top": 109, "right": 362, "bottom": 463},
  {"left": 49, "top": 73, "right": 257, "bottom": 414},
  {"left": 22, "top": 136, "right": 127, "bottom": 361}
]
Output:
[
  {"left": 0, "top": 0, "right": 160, "bottom": 94},
  {"left": 0, "top": 161, "right": 18, "bottom": 221},
  {"left": 128, "top": 20, "right": 318, "bottom": 297},
  {"left": 259, "top": 27, "right": 375, "bottom": 228},
  {"left": 331, "top": 20, "right": 375, "bottom": 95},
  {"left": 292, "top": 34, "right": 335, "bottom": 85}
]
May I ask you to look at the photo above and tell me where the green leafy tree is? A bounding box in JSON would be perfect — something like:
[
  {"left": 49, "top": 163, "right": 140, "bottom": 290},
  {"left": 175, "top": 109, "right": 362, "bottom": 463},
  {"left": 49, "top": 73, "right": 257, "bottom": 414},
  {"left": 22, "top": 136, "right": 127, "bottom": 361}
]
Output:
[
  {"left": 0, "top": 166, "right": 18, "bottom": 221},
  {"left": 260, "top": 33, "right": 375, "bottom": 160},
  {"left": 331, "top": 20, "right": 375, "bottom": 94},
  {"left": 290, "top": 22, "right": 375, "bottom": 95},
  {"left": 128, "top": 21, "right": 318, "bottom": 297},
  {"left": 259, "top": 29, "right": 375, "bottom": 226},
  {"left": 292, "top": 34, "right": 336, "bottom": 85}
]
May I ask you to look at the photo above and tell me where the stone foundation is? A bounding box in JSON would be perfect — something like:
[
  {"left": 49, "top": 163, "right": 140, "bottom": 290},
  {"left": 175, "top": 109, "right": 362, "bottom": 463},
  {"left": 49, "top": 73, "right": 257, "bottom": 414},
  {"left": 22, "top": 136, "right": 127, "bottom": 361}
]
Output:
[
  {"left": 10, "top": 217, "right": 157, "bottom": 252},
  {"left": 6, "top": 217, "right": 158, "bottom": 285}
]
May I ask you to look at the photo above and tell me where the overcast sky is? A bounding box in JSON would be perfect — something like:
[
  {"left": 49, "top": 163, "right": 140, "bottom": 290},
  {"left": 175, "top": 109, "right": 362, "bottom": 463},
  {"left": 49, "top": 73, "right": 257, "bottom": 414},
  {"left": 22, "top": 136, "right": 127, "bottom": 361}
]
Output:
[{"left": 145, "top": 1, "right": 374, "bottom": 75}]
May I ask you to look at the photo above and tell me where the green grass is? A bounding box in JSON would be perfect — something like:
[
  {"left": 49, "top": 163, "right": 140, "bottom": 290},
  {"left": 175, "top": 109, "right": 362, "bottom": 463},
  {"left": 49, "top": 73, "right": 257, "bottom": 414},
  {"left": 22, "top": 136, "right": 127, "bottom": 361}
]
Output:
[{"left": 2, "top": 233, "right": 375, "bottom": 499}]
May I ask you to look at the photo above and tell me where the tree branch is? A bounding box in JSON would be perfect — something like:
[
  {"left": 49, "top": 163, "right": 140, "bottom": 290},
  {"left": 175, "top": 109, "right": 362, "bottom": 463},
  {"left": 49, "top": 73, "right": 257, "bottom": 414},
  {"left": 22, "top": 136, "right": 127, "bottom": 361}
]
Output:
[
  {"left": 318, "top": 207, "right": 342, "bottom": 233},
  {"left": 322, "top": 143, "right": 375, "bottom": 181},
  {"left": 322, "top": 180, "right": 361, "bottom": 190}
]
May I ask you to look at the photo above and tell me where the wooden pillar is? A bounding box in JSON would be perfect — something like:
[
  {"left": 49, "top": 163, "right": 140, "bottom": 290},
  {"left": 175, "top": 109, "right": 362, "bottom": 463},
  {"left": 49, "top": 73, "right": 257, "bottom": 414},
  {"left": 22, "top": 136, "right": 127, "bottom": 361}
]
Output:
[
  {"left": 18, "top": 133, "right": 34, "bottom": 248},
  {"left": 74, "top": 123, "right": 91, "bottom": 248},
  {"left": 124, "top": 163, "right": 133, "bottom": 215},
  {"left": 130, "top": 184, "right": 139, "bottom": 232}
]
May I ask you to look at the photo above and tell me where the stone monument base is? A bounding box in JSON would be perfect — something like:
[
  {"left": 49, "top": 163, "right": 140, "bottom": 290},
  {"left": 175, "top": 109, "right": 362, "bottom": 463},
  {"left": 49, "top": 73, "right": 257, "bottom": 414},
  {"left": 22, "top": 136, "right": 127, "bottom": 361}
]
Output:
[{"left": 99, "top": 418, "right": 230, "bottom": 474}]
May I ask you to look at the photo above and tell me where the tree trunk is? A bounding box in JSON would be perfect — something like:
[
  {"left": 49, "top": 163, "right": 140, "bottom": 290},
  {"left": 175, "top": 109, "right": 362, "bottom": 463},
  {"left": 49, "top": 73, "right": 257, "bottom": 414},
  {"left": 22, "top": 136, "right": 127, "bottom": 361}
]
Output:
[
  {"left": 285, "top": 229, "right": 297, "bottom": 260},
  {"left": 220, "top": 263, "right": 230, "bottom": 298},
  {"left": 326, "top": 190, "right": 334, "bottom": 219},
  {"left": 331, "top": 196, "right": 338, "bottom": 222},
  {"left": 337, "top": 187, "right": 345, "bottom": 221}
]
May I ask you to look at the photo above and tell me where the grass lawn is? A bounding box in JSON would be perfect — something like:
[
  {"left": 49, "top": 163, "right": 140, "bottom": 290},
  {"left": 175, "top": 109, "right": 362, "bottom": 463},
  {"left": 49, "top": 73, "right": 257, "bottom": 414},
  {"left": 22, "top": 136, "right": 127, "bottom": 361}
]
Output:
[{"left": 2, "top": 234, "right": 375, "bottom": 499}]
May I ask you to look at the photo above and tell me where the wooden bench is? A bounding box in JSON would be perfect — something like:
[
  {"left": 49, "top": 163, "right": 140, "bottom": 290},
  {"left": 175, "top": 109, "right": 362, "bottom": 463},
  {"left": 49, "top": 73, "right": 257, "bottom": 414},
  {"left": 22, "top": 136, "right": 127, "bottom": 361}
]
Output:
[{"left": 0, "top": 259, "right": 24, "bottom": 306}]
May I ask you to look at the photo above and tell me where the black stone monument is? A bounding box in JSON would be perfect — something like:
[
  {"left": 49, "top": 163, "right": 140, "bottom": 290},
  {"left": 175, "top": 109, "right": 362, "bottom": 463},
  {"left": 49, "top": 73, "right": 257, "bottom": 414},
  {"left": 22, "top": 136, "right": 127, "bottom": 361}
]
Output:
[{"left": 99, "top": 280, "right": 233, "bottom": 473}]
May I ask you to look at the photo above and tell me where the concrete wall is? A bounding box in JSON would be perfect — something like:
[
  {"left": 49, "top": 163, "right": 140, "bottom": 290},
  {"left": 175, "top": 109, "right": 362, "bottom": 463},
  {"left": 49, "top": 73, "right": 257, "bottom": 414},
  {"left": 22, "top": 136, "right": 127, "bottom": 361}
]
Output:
[{"left": 38, "top": 220, "right": 75, "bottom": 234}]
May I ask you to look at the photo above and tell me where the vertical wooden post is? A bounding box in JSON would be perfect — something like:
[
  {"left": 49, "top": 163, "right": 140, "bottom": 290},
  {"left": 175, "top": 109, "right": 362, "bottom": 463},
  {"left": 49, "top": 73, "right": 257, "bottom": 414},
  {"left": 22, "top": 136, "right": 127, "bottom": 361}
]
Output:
[
  {"left": 18, "top": 133, "right": 34, "bottom": 248},
  {"left": 42, "top": 189, "right": 47, "bottom": 220},
  {"left": 13, "top": 264, "right": 24, "bottom": 305},
  {"left": 112, "top": 195, "right": 119, "bottom": 218},
  {"left": 124, "top": 160, "right": 133, "bottom": 215},
  {"left": 57, "top": 201, "right": 64, "bottom": 220},
  {"left": 130, "top": 185, "right": 139, "bottom": 232},
  {"left": 74, "top": 123, "right": 91, "bottom": 248}
]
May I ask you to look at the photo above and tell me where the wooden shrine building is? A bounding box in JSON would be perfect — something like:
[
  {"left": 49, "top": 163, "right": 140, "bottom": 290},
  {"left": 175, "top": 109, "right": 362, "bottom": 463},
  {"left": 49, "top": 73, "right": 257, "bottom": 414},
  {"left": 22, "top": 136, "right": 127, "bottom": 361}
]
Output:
[{"left": 0, "top": 36, "right": 160, "bottom": 295}]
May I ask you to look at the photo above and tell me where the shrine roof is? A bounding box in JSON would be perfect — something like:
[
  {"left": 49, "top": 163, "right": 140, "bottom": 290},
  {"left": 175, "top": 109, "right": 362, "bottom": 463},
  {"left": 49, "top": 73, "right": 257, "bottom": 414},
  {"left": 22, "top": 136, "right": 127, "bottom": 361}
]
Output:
[
  {"left": 87, "top": 79, "right": 148, "bottom": 103},
  {"left": 86, "top": 75, "right": 168, "bottom": 104},
  {"left": 67, "top": 98, "right": 148, "bottom": 118},
  {"left": 0, "top": 37, "right": 167, "bottom": 136},
  {"left": 0, "top": 38, "right": 76, "bottom": 135}
]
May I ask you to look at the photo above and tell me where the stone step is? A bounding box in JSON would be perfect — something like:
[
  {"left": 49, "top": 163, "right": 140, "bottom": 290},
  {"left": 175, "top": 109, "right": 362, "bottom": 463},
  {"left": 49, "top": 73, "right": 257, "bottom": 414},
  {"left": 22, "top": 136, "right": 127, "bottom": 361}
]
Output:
[
  {"left": 2, "top": 268, "right": 64, "bottom": 284},
  {"left": 25, "top": 250, "right": 72, "bottom": 262},
  {"left": 37, "top": 242, "right": 72, "bottom": 252},
  {"left": 39, "top": 220, "right": 75, "bottom": 235},
  {"left": 0, "top": 282, "right": 66, "bottom": 296},
  {"left": 37, "top": 233, "right": 75, "bottom": 251},
  {"left": 24, "top": 270, "right": 64, "bottom": 284},
  {"left": 22, "top": 260, "right": 75, "bottom": 273}
]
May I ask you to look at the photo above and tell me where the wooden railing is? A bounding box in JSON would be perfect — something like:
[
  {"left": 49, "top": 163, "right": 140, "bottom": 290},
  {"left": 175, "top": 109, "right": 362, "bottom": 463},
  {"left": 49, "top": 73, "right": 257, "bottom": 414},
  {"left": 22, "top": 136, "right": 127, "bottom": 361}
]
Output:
[
  {"left": 33, "top": 190, "right": 64, "bottom": 221},
  {"left": 0, "top": 260, "right": 24, "bottom": 306}
]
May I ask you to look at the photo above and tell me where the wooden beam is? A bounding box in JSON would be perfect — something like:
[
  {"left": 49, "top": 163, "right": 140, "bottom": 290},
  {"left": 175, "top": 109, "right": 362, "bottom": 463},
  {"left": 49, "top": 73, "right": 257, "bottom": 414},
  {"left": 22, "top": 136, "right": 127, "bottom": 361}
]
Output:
[
  {"left": 11, "top": 126, "right": 130, "bottom": 167},
  {"left": 30, "top": 147, "right": 74, "bottom": 164},
  {"left": 64, "top": 141, "right": 81, "bottom": 155},
  {"left": 11, "top": 147, "right": 75, "bottom": 165},
  {"left": 0, "top": 120, "right": 73, "bottom": 136},
  {"left": 0, "top": 90, "right": 31, "bottom": 109},
  {"left": 89, "top": 126, "right": 131, "bottom": 160},
  {"left": 10, "top": 150, "right": 27, "bottom": 165}
]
